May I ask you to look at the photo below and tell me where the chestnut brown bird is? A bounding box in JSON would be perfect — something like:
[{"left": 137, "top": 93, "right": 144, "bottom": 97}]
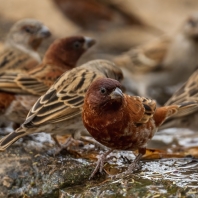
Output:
[
  {"left": 0, "top": 36, "right": 96, "bottom": 95},
  {"left": 113, "top": 14, "right": 198, "bottom": 104},
  {"left": 0, "top": 59, "right": 123, "bottom": 151},
  {"left": 82, "top": 78, "right": 198, "bottom": 179},
  {"left": 0, "top": 18, "right": 51, "bottom": 74},
  {"left": 0, "top": 36, "right": 96, "bottom": 128},
  {"left": 53, "top": 0, "right": 146, "bottom": 31},
  {"left": 160, "top": 68, "right": 198, "bottom": 131},
  {"left": 52, "top": 0, "right": 160, "bottom": 54}
]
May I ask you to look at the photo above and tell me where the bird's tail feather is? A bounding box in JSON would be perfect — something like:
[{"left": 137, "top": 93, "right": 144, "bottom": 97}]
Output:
[
  {"left": 0, "top": 127, "right": 26, "bottom": 151},
  {"left": 172, "top": 101, "right": 198, "bottom": 117},
  {"left": 159, "top": 101, "right": 198, "bottom": 131},
  {"left": 154, "top": 101, "right": 198, "bottom": 127}
]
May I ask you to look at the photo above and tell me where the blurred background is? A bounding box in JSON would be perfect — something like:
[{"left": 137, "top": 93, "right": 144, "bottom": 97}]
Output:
[{"left": 0, "top": 0, "right": 198, "bottom": 54}]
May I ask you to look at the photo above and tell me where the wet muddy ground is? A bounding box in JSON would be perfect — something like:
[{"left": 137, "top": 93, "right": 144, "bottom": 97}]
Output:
[
  {"left": 1, "top": 128, "right": 198, "bottom": 197},
  {"left": 60, "top": 129, "right": 198, "bottom": 197}
]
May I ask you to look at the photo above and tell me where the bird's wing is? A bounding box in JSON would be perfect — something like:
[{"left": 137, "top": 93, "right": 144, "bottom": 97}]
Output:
[
  {"left": 113, "top": 36, "right": 170, "bottom": 73},
  {"left": 23, "top": 67, "right": 105, "bottom": 128},
  {"left": 166, "top": 69, "right": 198, "bottom": 106},
  {"left": 0, "top": 72, "right": 48, "bottom": 95},
  {"left": 0, "top": 64, "right": 64, "bottom": 95},
  {"left": 163, "top": 69, "right": 198, "bottom": 118},
  {"left": 0, "top": 47, "right": 39, "bottom": 73},
  {"left": 126, "top": 95, "right": 156, "bottom": 124}
]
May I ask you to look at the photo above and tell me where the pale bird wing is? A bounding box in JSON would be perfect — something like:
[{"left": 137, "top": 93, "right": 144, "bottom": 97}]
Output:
[
  {"left": 113, "top": 36, "right": 170, "bottom": 73},
  {"left": 0, "top": 64, "right": 65, "bottom": 96},
  {"left": 158, "top": 69, "right": 198, "bottom": 130},
  {"left": 0, "top": 47, "right": 39, "bottom": 73},
  {"left": 0, "top": 72, "right": 48, "bottom": 95},
  {"left": 23, "top": 67, "right": 108, "bottom": 127},
  {"left": 166, "top": 69, "right": 198, "bottom": 106}
]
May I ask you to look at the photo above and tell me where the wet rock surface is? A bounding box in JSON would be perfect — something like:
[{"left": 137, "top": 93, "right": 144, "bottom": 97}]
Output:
[
  {"left": 0, "top": 129, "right": 198, "bottom": 197},
  {"left": 0, "top": 134, "right": 94, "bottom": 197}
]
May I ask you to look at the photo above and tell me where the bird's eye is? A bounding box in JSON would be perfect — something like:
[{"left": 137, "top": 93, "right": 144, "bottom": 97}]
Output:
[
  {"left": 24, "top": 26, "right": 34, "bottom": 34},
  {"left": 100, "top": 87, "right": 107, "bottom": 94},
  {"left": 118, "top": 74, "right": 123, "bottom": 81},
  {"left": 73, "top": 41, "right": 82, "bottom": 49},
  {"left": 188, "top": 18, "right": 196, "bottom": 27}
]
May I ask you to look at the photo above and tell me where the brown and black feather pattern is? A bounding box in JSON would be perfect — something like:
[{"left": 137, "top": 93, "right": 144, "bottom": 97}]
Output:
[
  {"left": 0, "top": 48, "right": 39, "bottom": 74},
  {"left": 0, "top": 59, "right": 123, "bottom": 151}
]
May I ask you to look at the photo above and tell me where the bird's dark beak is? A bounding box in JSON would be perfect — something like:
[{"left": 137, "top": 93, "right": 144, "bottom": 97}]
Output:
[
  {"left": 110, "top": 87, "right": 123, "bottom": 100},
  {"left": 39, "top": 26, "right": 51, "bottom": 38},
  {"left": 83, "top": 37, "right": 96, "bottom": 49}
]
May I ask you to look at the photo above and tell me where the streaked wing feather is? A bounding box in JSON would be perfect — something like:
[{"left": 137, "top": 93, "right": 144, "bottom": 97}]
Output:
[
  {"left": 127, "top": 95, "right": 156, "bottom": 124},
  {"left": 126, "top": 95, "right": 144, "bottom": 123},
  {"left": 22, "top": 60, "right": 123, "bottom": 128},
  {"left": 0, "top": 63, "right": 63, "bottom": 96},
  {"left": 0, "top": 48, "right": 39, "bottom": 73},
  {"left": 16, "top": 75, "right": 49, "bottom": 95},
  {"left": 176, "top": 102, "right": 198, "bottom": 117},
  {"left": 165, "top": 69, "right": 198, "bottom": 106},
  {"left": 114, "top": 36, "right": 170, "bottom": 73},
  {"left": 0, "top": 72, "right": 48, "bottom": 95},
  {"left": 23, "top": 68, "right": 104, "bottom": 128}
]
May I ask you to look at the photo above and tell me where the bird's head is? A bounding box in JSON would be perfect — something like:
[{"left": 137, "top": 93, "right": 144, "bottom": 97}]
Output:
[
  {"left": 183, "top": 14, "right": 198, "bottom": 41},
  {"left": 43, "top": 36, "right": 96, "bottom": 68},
  {"left": 6, "top": 18, "right": 51, "bottom": 51},
  {"left": 85, "top": 77, "right": 124, "bottom": 112}
]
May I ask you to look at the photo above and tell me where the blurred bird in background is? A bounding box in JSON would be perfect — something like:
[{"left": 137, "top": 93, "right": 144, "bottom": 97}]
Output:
[
  {"left": 53, "top": 0, "right": 146, "bottom": 31},
  {"left": 0, "top": 18, "right": 51, "bottom": 128},
  {"left": 53, "top": 0, "right": 161, "bottom": 55},
  {"left": 0, "top": 18, "right": 51, "bottom": 74},
  {"left": 113, "top": 14, "right": 198, "bottom": 105},
  {"left": 160, "top": 68, "right": 198, "bottom": 132},
  {"left": 0, "top": 35, "right": 95, "bottom": 129}
]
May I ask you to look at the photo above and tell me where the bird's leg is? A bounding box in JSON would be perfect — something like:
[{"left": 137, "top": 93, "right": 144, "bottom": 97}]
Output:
[
  {"left": 50, "top": 135, "right": 63, "bottom": 156},
  {"left": 80, "top": 136, "right": 107, "bottom": 150},
  {"left": 62, "top": 136, "right": 73, "bottom": 148},
  {"left": 51, "top": 134, "right": 76, "bottom": 149},
  {"left": 51, "top": 135, "right": 74, "bottom": 156},
  {"left": 51, "top": 134, "right": 62, "bottom": 148},
  {"left": 89, "top": 149, "right": 114, "bottom": 179},
  {"left": 127, "top": 147, "right": 146, "bottom": 173}
]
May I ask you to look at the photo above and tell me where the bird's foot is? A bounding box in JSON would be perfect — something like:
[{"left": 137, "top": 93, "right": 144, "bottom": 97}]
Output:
[
  {"left": 126, "top": 161, "right": 141, "bottom": 173},
  {"left": 89, "top": 149, "right": 113, "bottom": 179},
  {"left": 112, "top": 161, "right": 142, "bottom": 179},
  {"left": 53, "top": 136, "right": 86, "bottom": 156},
  {"left": 50, "top": 136, "right": 71, "bottom": 156},
  {"left": 89, "top": 154, "right": 106, "bottom": 179}
]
